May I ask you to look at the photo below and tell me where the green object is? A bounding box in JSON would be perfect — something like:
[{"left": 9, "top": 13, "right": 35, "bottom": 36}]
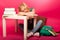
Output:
[
  {"left": 30, "top": 8, "right": 33, "bottom": 12},
  {"left": 40, "top": 26, "right": 52, "bottom": 36}
]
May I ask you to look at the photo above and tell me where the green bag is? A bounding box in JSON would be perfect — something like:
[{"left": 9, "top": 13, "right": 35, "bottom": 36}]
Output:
[{"left": 40, "top": 26, "right": 52, "bottom": 36}]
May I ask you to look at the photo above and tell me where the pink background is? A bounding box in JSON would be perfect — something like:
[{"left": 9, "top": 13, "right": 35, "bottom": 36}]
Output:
[{"left": 0, "top": 0, "right": 60, "bottom": 34}]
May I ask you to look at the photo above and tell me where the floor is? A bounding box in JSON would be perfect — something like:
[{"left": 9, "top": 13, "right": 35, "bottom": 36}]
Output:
[
  {"left": 0, "top": 23, "right": 60, "bottom": 40},
  {"left": 0, "top": 26, "right": 60, "bottom": 40}
]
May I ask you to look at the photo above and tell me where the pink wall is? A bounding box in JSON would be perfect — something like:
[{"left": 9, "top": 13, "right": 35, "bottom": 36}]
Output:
[{"left": 0, "top": 0, "right": 60, "bottom": 33}]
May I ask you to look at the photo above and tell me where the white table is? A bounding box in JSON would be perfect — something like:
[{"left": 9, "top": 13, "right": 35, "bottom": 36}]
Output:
[{"left": 2, "top": 15, "right": 37, "bottom": 40}]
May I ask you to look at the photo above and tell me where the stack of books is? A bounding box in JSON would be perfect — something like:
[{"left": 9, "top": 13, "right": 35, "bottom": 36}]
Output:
[{"left": 3, "top": 8, "right": 16, "bottom": 16}]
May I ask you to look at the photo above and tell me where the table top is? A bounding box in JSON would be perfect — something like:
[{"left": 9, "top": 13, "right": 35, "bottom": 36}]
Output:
[
  {"left": 3, "top": 14, "right": 38, "bottom": 19},
  {"left": 3, "top": 15, "right": 27, "bottom": 19}
]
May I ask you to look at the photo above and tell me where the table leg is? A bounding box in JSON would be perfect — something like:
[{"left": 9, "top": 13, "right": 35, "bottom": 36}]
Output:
[
  {"left": 2, "top": 17, "right": 6, "bottom": 37},
  {"left": 24, "top": 18, "right": 27, "bottom": 40},
  {"left": 15, "top": 19, "right": 18, "bottom": 32},
  {"left": 34, "top": 18, "right": 37, "bottom": 28}
]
